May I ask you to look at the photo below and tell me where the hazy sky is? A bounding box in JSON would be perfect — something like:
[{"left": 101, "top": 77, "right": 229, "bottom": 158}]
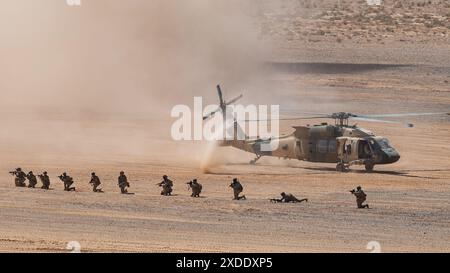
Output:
[{"left": 0, "top": 0, "right": 268, "bottom": 115}]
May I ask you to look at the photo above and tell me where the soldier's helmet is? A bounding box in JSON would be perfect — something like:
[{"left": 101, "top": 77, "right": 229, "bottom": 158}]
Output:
[
  {"left": 43, "top": 171, "right": 48, "bottom": 175},
  {"left": 193, "top": 179, "right": 197, "bottom": 183},
  {"left": 29, "top": 171, "right": 33, "bottom": 174},
  {"left": 16, "top": 167, "right": 22, "bottom": 171},
  {"left": 163, "top": 175, "right": 168, "bottom": 179},
  {"left": 63, "top": 172, "right": 67, "bottom": 176},
  {"left": 120, "top": 171, "right": 125, "bottom": 175},
  {"left": 357, "top": 186, "right": 362, "bottom": 190},
  {"left": 233, "top": 178, "right": 238, "bottom": 183},
  {"left": 92, "top": 172, "right": 96, "bottom": 176},
  {"left": 281, "top": 192, "right": 286, "bottom": 197}
]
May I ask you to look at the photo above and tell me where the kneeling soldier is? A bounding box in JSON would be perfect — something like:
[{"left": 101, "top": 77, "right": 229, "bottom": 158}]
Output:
[
  {"left": 26, "top": 171, "right": 38, "bottom": 188},
  {"left": 187, "top": 179, "right": 202, "bottom": 198},
  {"left": 58, "top": 172, "right": 76, "bottom": 191},
  {"left": 38, "top": 171, "right": 51, "bottom": 190},
  {"left": 10, "top": 168, "right": 27, "bottom": 187},
  {"left": 158, "top": 175, "right": 173, "bottom": 196},
  {"left": 89, "top": 172, "right": 103, "bottom": 193},
  {"left": 350, "top": 186, "right": 369, "bottom": 209},
  {"left": 229, "top": 178, "right": 246, "bottom": 200},
  {"left": 118, "top": 171, "right": 130, "bottom": 194}
]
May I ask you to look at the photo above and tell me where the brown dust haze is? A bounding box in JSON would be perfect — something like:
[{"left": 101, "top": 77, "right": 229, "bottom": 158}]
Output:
[{"left": 0, "top": 0, "right": 277, "bottom": 168}]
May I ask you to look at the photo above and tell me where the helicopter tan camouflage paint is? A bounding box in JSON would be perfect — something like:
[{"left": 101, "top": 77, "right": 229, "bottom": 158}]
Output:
[{"left": 204, "top": 85, "right": 450, "bottom": 172}]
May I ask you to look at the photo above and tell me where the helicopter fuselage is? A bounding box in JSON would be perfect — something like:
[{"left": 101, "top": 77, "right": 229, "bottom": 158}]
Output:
[{"left": 225, "top": 123, "right": 400, "bottom": 172}]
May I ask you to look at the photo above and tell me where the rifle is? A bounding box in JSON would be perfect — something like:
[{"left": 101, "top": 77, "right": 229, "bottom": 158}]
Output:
[
  {"left": 9, "top": 171, "right": 17, "bottom": 176},
  {"left": 270, "top": 198, "right": 283, "bottom": 203}
]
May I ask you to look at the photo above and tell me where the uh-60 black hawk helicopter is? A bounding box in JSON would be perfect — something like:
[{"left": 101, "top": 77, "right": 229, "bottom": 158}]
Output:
[{"left": 203, "top": 85, "right": 450, "bottom": 172}]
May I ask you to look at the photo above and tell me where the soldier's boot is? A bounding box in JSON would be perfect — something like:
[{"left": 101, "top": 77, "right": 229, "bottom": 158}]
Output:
[
  {"left": 357, "top": 202, "right": 369, "bottom": 209},
  {"left": 299, "top": 198, "right": 308, "bottom": 203},
  {"left": 121, "top": 187, "right": 127, "bottom": 194},
  {"left": 234, "top": 195, "right": 247, "bottom": 200}
]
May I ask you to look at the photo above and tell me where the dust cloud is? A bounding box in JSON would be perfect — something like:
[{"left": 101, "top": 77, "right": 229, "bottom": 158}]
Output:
[{"left": 0, "top": 0, "right": 279, "bottom": 168}]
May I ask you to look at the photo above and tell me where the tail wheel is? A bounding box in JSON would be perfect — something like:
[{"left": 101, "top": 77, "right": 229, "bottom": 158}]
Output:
[{"left": 365, "top": 162, "right": 374, "bottom": 172}]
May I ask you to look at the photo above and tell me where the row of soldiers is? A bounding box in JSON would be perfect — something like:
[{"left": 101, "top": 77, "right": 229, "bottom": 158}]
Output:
[
  {"left": 9, "top": 167, "right": 370, "bottom": 208},
  {"left": 9, "top": 168, "right": 130, "bottom": 194}
]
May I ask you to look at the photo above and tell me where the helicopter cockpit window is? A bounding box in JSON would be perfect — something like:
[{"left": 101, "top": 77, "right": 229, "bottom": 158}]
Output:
[{"left": 376, "top": 138, "right": 391, "bottom": 149}]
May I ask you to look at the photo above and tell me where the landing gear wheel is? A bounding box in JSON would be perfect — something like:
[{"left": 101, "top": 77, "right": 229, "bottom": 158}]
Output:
[
  {"left": 336, "top": 163, "right": 344, "bottom": 172},
  {"left": 365, "top": 162, "right": 374, "bottom": 172},
  {"left": 249, "top": 155, "right": 262, "bottom": 165}
]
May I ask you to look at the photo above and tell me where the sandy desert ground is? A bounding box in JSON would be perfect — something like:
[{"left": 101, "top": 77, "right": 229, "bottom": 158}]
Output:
[{"left": 0, "top": 0, "right": 449, "bottom": 253}]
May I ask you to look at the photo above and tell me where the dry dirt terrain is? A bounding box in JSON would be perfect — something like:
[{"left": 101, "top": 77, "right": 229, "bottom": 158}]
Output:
[{"left": 0, "top": 1, "right": 449, "bottom": 253}]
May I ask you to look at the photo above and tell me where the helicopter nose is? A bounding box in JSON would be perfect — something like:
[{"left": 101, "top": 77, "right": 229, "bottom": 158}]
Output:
[
  {"left": 388, "top": 153, "right": 400, "bottom": 163},
  {"left": 382, "top": 150, "right": 400, "bottom": 163}
]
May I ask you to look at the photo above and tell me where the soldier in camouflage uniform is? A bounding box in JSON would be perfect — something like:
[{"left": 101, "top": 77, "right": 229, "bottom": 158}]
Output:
[
  {"left": 58, "top": 172, "right": 76, "bottom": 191},
  {"left": 118, "top": 171, "right": 130, "bottom": 194},
  {"left": 10, "top": 168, "right": 27, "bottom": 187},
  {"left": 158, "top": 175, "right": 173, "bottom": 196},
  {"left": 187, "top": 179, "right": 202, "bottom": 198},
  {"left": 229, "top": 178, "right": 246, "bottom": 200},
  {"left": 89, "top": 172, "right": 103, "bottom": 193},
  {"left": 351, "top": 186, "right": 369, "bottom": 209},
  {"left": 38, "top": 171, "right": 51, "bottom": 190},
  {"left": 26, "top": 171, "right": 38, "bottom": 188},
  {"left": 271, "top": 192, "right": 308, "bottom": 203}
]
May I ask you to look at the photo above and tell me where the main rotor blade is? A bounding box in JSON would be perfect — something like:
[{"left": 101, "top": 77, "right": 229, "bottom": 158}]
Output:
[
  {"left": 216, "top": 85, "right": 224, "bottom": 106},
  {"left": 241, "top": 116, "right": 330, "bottom": 122},
  {"left": 203, "top": 107, "right": 221, "bottom": 120},
  {"left": 279, "top": 110, "right": 330, "bottom": 116},
  {"left": 350, "top": 117, "right": 414, "bottom": 127},
  {"left": 359, "top": 112, "right": 450, "bottom": 118},
  {"left": 225, "top": 94, "right": 243, "bottom": 105}
]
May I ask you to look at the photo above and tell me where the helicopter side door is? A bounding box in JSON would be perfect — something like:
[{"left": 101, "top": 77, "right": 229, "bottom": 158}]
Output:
[{"left": 337, "top": 137, "right": 359, "bottom": 163}]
